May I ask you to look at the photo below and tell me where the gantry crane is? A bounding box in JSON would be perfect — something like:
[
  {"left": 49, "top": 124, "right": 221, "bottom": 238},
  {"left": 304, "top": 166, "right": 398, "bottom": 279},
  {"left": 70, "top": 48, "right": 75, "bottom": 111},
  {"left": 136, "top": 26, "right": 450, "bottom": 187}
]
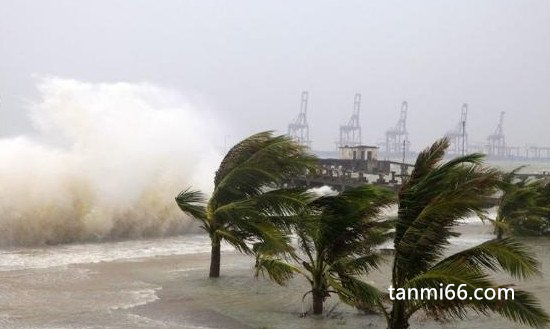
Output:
[
  {"left": 288, "top": 91, "right": 311, "bottom": 147},
  {"left": 445, "top": 103, "right": 468, "bottom": 155},
  {"left": 486, "top": 111, "right": 506, "bottom": 157},
  {"left": 338, "top": 93, "right": 362, "bottom": 147},
  {"left": 385, "top": 101, "right": 410, "bottom": 158}
]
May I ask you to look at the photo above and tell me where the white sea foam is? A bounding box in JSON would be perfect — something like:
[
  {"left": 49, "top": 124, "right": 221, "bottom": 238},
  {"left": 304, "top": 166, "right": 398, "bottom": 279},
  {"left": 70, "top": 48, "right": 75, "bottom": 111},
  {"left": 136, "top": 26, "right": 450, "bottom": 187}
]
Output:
[
  {"left": 0, "top": 234, "right": 234, "bottom": 271},
  {"left": 307, "top": 185, "right": 338, "bottom": 196},
  {"left": 110, "top": 286, "right": 161, "bottom": 311},
  {"left": 0, "top": 77, "right": 222, "bottom": 246}
]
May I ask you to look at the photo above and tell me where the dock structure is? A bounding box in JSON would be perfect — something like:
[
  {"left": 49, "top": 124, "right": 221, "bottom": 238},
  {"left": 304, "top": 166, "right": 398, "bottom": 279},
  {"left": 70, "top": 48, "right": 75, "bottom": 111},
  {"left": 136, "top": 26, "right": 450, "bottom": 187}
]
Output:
[
  {"left": 526, "top": 147, "right": 550, "bottom": 160},
  {"left": 288, "top": 156, "right": 550, "bottom": 208},
  {"left": 288, "top": 163, "right": 410, "bottom": 192},
  {"left": 288, "top": 144, "right": 415, "bottom": 192}
]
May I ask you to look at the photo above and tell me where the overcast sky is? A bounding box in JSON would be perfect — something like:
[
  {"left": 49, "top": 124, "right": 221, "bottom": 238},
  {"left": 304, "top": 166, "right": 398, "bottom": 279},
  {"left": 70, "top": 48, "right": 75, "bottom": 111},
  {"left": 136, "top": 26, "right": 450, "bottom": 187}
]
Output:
[{"left": 1, "top": 0, "right": 549, "bottom": 151}]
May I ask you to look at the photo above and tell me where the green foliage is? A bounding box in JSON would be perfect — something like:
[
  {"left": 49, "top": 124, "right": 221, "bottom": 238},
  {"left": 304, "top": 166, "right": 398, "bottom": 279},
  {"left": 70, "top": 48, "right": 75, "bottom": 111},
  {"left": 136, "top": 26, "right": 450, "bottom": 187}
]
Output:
[
  {"left": 384, "top": 138, "right": 549, "bottom": 329},
  {"left": 254, "top": 185, "right": 395, "bottom": 314},
  {"left": 175, "top": 131, "right": 318, "bottom": 276},
  {"left": 494, "top": 167, "right": 550, "bottom": 238}
]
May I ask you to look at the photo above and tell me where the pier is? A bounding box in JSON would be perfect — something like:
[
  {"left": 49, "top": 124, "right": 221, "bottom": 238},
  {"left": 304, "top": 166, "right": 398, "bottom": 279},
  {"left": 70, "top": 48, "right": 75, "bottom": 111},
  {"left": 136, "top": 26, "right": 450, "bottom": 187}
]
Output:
[{"left": 287, "top": 155, "right": 550, "bottom": 208}]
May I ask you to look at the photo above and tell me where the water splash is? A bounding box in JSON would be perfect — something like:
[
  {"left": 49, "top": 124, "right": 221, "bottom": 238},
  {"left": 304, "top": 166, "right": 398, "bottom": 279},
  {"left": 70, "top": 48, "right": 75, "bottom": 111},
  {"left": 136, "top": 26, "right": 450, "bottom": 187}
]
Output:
[{"left": 0, "top": 77, "right": 222, "bottom": 245}]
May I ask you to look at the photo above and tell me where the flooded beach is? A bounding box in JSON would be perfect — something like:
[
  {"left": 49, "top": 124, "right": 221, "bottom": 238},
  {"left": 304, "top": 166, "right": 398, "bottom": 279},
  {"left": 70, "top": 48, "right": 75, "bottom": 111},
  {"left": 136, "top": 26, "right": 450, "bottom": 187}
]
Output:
[{"left": 0, "top": 219, "right": 548, "bottom": 329}]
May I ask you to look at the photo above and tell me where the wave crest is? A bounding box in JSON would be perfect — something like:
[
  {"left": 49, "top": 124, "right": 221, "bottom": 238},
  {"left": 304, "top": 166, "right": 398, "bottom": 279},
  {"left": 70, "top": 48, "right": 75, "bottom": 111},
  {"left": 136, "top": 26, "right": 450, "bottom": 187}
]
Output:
[{"left": 0, "top": 77, "right": 222, "bottom": 245}]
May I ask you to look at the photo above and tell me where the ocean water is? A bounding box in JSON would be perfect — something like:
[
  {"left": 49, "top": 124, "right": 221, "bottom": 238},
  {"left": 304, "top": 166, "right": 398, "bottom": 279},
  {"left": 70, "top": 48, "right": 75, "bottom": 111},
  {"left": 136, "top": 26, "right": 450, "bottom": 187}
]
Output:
[
  {"left": 487, "top": 160, "right": 550, "bottom": 173},
  {"left": 0, "top": 219, "right": 548, "bottom": 329},
  {"left": 0, "top": 235, "right": 233, "bottom": 272}
]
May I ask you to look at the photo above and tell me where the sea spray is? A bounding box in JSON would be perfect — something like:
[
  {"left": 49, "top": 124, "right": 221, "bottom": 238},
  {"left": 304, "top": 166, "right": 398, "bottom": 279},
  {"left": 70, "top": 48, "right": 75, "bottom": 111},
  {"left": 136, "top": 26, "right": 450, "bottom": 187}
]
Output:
[{"left": 0, "top": 77, "right": 222, "bottom": 245}]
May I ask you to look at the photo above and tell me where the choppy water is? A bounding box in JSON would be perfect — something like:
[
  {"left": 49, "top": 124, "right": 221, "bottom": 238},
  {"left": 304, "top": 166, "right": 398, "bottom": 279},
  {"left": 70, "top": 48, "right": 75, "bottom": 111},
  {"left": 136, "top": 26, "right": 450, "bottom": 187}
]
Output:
[
  {"left": 0, "top": 235, "right": 233, "bottom": 272},
  {"left": 488, "top": 160, "right": 550, "bottom": 173},
  {"left": 0, "top": 220, "right": 548, "bottom": 329},
  {"left": 0, "top": 234, "right": 231, "bottom": 329}
]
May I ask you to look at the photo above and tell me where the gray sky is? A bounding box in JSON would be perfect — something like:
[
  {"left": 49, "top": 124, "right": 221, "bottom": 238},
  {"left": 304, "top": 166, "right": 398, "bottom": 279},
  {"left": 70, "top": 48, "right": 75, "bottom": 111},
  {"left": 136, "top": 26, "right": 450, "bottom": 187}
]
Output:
[{"left": 1, "top": 0, "right": 549, "bottom": 151}]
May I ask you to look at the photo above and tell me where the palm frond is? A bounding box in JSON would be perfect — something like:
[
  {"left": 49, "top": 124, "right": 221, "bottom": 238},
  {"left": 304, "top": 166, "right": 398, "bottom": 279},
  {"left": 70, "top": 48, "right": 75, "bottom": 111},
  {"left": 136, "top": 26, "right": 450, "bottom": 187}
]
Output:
[
  {"left": 333, "top": 253, "right": 383, "bottom": 275},
  {"left": 327, "top": 273, "right": 384, "bottom": 310},
  {"left": 212, "top": 131, "right": 318, "bottom": 205},
  {"left": 215, "top": 228, "right": 251, "bottom": 254},
  {"left": 250, "top": 222, "right": 295, "bottom": 256},
  {"left": 483, "top": 289, "right": 550, "bottom": 328},
  {"left": 315, "top": 185, "right": 395, "bottom": 260},
  {"left": 395, "top": 139, "right": 499, "bottom": 277},
  {"left": 408, "top": 267, "right": 549, "bottom": 328},
  {"left": 388, "top": 138, "right": 548, "bottom": 329},
  {"left": 254, "top": 255, "right": 301, "bottom": 285},
  {"left": 496, "top": 172, "right": 550, "bottom": 237},
  {"left": 406, "top": 270, "right": 549, "bottom": 328},
  {"left": 175, "top": 188, "right": 207, "bottom": 220},
  {"left": 435, "top": 238, "right": 540, "bottom": 279},
  {"left": 500, "top": 165, "right": 528, "bottom": 186}
]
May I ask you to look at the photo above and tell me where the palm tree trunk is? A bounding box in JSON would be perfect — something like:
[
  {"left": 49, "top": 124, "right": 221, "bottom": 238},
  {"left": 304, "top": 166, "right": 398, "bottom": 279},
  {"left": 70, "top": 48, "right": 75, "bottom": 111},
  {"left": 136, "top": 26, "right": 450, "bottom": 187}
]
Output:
[
  {"left": 209, "top": 237, "right": 221, "bottom": 278},
  {"left": 496, "top": 227, "right": 503, "bottom": 240},
  {"left": 312, "top": 289, "right": 324, "bottom": 315},
  {"left": 388, "top": 301, "right": 409, "bottom": 329},
  {"left": 494, "top": 210, "right": 506, "bottom": 240}
]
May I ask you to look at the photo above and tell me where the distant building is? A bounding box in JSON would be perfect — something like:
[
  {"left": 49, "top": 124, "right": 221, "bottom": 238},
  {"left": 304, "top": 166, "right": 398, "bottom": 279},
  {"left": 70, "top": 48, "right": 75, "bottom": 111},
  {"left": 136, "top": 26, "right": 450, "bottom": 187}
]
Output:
[{"left": 339, "top": 145, "right": 378, "bottom": 161}]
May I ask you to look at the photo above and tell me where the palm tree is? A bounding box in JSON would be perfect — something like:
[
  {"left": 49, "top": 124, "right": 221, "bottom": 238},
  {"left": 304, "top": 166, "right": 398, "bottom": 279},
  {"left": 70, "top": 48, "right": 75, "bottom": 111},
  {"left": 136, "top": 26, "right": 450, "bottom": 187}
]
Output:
[
  {"left": 383, "top": 138, "right": 549, "bottom": 329},
  {"left": 494, "top": 167, "right": 550, "bottom": 239},
  {"left": 175, "top": 131, "right": 318, "bottom": 278},
  {"left": 255, "top": 185, "right": 394, "bottom": 315}
]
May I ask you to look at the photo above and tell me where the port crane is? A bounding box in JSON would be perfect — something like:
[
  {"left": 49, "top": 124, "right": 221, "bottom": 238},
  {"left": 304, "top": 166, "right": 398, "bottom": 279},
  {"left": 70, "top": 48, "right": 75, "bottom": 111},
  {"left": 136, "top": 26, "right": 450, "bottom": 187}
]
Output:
[
  {"left": 486, "top": 111, "right": 506, "bottom": 157},
  {"left": 287, "top": 91, "right": 311, "bottom": 147},
  {"left": 338, "top": 93, "right": 362, "bottom": 147},
  {"left": 385, "top": 101, "right": 410, "bottom": 158},
  {"left": 446, "top": 103, "right": 468, "bottom": 155}
]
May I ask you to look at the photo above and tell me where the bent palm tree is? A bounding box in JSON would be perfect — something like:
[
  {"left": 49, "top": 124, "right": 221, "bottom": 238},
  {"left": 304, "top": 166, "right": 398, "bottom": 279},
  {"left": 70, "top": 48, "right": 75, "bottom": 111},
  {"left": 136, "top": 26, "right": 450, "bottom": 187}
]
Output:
[
  {"left": 494, "top": 167, "right": 550, "bottom": 239},
  {"left": 384, "top": 138, "right": 549, "bottom": 329},
  {"left": 255, "top": 185, "right": 394, "bottom": 315},
  {"left": 175, "top": 131, "right": 317, "bottom": 278}
]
